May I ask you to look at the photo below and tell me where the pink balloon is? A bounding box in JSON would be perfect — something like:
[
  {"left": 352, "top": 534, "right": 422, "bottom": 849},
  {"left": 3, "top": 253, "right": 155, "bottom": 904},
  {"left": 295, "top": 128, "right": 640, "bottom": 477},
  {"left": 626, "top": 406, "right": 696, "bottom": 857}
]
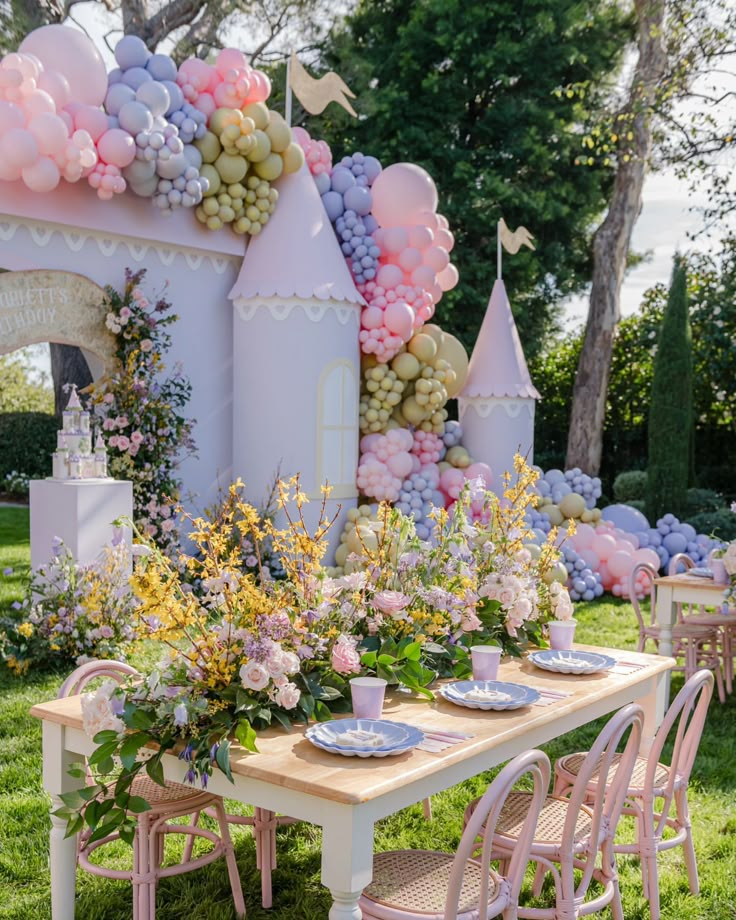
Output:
[
  {"left": 398, "top": 246, "right": 422, "bottom": 273},
  {"left": 618, "top": 537, "right": 638, "bottom": 553},
  {"left": 598, "top": 562, "right": 612, "bottom": 589},
  {"left": 216, "top": 48, "right": 248, "bottom": 74},
  {"left": 414, "top": 209, "right": 441, "bottom": 231},
  {"left": 28, "top": 112, "right": 68, "bottom": 156},
  {"left": 72, "top": 104, "right": 109, "bottom": 142},
  {"left": 436, "top": 213, "right": 449, "bottom": 230},
  {"left": 465, "top": 462, "right": 492, "bottom": 488},
  {"left": 434, "top": 228, "right": 455, "bottom": 252},
  {"left": 437, "top": 263, "right": 459, "bottom": 292},
  {"left": 608, "top": 550, "right": 634, "bottom": 579},
  {"left": 194, "top": 92, "right": 216, "bottom": 118},
  {"left": 384, "top": 301, "right": 414, "bottom": 340},
  {"left": 386, "top": 452, "right": 413, "bottom": 479},
  {"left": 2, "top": 127, "right": 38, "bottom": 168},
  {"left": 383, "top": 226, "right": 409, "bottom": 254},
  {"left": 634, "top": 548, "right": 661, "bottom": 570},
  {"left": 410, "top": 264, "right": 436, "bottom": 290},
  {"left": 361, "top": 305, "right": 384, "bottom": 330},
  {"left": 408, "top": 225, "right": 433, "bottom": 250},
  {"left": 591, "top": 533, "right": 617, "bottom": 561},
  {"left": 423, "top": 245, "right": 449, "bottom": 273},
  {"left": 427, "top": 282, "right": 443, "bottom": 305},
  {"left": 573, "top": 522, "right": 596, "bottom": 549},
  {"left": 248, "top": 70, "right": 271, "bottom": 102},
  {"left": 440, "top": 467, "right": 465, "bottom": 499},
  {"left": 20, "top": 25, "right": 108, "bottom": 106},
  {"left": 23, "top": 89, "right": 55, "bottom": 117},
  {"left": 0, "top": 159, "right": 21, "bottom": 181},
  {"left": 371, "top": 163, "right": 439, "bottom": 228},
  {"left": 0, "top": 101, "right": 24, "bottom": 133},
  {"left": 578, "top": 548, "right": 600, "bottom": 570},
  {"left": 37, "top": 69, "right": 71, "bottom": 108},
  {"left": 22, "top": 155, "right": 60, "bottom": 192},
  {"left": 376, "top": 263, "right": 404, "bottom": 290},
  {"left": 97, "top": 128, "right": 135, "bottom": 168}
]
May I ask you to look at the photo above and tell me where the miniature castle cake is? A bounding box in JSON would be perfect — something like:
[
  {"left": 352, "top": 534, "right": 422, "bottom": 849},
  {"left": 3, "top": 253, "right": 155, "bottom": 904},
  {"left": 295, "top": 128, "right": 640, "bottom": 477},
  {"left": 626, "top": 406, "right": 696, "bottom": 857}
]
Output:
[{"left": 51, "top": 385, "right": 109, "bottom": 480}]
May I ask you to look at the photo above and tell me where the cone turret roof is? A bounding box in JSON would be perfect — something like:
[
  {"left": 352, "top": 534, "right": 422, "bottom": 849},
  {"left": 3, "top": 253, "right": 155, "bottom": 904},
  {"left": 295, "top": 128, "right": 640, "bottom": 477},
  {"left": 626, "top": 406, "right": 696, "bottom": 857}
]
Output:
[
  {"left": 461, "top": 279, "right": 540, "bottom": 400},
  {"left": 229, "top": 164, "right": 364, "bottom": 305}
]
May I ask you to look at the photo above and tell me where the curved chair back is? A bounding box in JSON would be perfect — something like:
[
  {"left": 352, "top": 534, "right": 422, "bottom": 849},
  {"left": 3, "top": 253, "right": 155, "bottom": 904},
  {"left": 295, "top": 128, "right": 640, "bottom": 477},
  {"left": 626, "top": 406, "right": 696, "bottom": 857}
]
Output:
[
  {"left": 58, "top": 659, "right": 139, "bottom": 699},
  {"left": 630, "top": 561, "right": 658, "bottom": 632},
  {"left": 647, "top": 669, "right": 713, "bottom": 837},
  {"left": 449, "top": 749, "right": 550, "bottom": 920},
  {"left": 562, "top": 703, "right": 643, "bottom": 902},
  {"left": 668, "top": 553, "right": 694, "bottom": 576}
]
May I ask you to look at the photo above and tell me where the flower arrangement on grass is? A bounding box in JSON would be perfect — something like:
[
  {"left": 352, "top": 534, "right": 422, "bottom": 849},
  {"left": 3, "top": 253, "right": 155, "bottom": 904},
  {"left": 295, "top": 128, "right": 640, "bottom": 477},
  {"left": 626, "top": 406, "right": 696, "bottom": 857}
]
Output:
[
  {"left": 58, "top": 459, "right": 572, "bottom": 843},
  {"left": 84, "top": 268, "right": 195, "bottom": 556},
  {"left": 721, "top": 539, "right": 736, "bottom": 607},
  {"left": 0, "top": 539, "right": 138, "bottom": 676}
]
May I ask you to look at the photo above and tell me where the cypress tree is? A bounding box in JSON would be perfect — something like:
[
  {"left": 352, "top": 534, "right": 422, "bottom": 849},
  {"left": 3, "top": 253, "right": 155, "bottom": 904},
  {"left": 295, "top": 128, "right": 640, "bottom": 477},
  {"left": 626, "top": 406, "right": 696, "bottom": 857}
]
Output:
[{"left": 646, "top": 256, "right": 692, "bottom": 522}]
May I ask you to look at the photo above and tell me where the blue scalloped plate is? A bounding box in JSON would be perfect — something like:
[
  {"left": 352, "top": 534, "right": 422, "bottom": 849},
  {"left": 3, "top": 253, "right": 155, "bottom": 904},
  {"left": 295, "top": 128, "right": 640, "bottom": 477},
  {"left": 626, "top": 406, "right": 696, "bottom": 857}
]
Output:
[
  {"left": 305, "top": 719, "right": 424, "bottom": 758},
  {"left": 528, "top": 650, "right": 616, "bottom": 675},
  {"left": 439, "top": 680, "right": 540, "bottom": 711}
]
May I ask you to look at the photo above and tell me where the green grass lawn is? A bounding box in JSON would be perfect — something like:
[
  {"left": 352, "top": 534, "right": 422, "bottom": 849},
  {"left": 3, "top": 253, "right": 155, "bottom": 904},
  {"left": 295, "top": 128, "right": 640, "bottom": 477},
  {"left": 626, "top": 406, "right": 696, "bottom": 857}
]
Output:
[{"left": 1, "top": 506, "right": 735, "bottom": 919}]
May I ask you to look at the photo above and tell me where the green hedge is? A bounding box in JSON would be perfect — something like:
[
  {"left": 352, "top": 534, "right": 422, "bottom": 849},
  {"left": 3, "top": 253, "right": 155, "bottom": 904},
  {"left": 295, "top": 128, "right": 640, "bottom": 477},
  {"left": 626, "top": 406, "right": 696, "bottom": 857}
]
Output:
[{"left": 0, "top": 413, "right": 57, "bottom": 482}]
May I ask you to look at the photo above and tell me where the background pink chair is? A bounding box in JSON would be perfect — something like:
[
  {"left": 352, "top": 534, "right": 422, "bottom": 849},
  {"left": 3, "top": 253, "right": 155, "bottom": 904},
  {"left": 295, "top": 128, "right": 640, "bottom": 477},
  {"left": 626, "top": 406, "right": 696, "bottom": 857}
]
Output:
[
  {"left": 358, "top": 749, "right": 550, "bottom": 920},
  {"left": 553, "top": 670, "right": 714, "bottom": 920},
  {"left": 59, "top": 660, "right": 246, "bottom": 920},
  {"left": 630, "top": 561, "right": 725, "bottom": 702},
  {"left": 465, "top": 703, "right": 643, "bottom": 920}
]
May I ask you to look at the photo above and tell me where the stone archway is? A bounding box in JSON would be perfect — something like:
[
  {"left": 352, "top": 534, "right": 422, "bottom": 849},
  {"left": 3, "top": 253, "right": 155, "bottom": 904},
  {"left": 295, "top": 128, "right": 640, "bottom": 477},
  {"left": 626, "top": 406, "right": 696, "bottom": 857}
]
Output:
[{"left": 0, "top": 269, "right": 115, "bottom": 379}]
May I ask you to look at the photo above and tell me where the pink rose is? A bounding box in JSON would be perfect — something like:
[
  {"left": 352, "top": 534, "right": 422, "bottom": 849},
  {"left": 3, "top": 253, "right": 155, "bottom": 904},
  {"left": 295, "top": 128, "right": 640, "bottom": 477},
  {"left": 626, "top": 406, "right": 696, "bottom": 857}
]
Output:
[
  {"left": 116, "top": 416, "right": 128, "bottom": 428},
  {"left": 103, "top": 418, "right": 116, "bottom": 431},
  {"left": 161, "top": 519, "right": 176, "bottom": 533},
  {"left": 240, "top": 661, "right": 270, "bottom": 692},
  {"left": 109, "top": 435, "right": 119, "bottom": 448},
  {"left": 461, "top": 609, "right": 482, "bottom": 632},
  {"left": 131, "top": 431, "right": 144, "bottom": 445},
  {"left": 331, "top": 635, "right": 362, "bottom": 675},
  {"left": 498, "top": 588, "right": 516, "bottom": 608},
  {"left": 117, "top": 436, "right": 130, "bottom": 451},
  {"left": 140, "top": 339, "right": 153, "bottom": 352},
  {"left": 372, "top": 590, "right": 410, "bottom": 616},
  {"left": 275, "top": 681, "right": 301, "bottom": 710}
]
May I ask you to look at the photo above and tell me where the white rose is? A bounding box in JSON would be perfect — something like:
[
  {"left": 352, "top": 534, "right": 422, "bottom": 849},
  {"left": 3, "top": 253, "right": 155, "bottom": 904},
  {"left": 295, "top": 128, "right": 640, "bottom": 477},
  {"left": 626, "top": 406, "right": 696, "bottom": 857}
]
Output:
[
  {"left": 275, "top": 681, "right": 301, "bottom": 710},
  {"left": 81, "top": 681, "right": 125, "bottom": 738},
  {"left": 240, "top": 660, "right": 270, "bottom": 692}
]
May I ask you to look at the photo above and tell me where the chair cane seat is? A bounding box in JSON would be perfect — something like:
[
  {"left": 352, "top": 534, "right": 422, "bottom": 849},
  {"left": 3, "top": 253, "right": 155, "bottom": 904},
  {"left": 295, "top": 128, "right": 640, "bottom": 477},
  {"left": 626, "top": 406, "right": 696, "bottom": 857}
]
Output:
[
  {"left": 97, "top": 773, "right": 212, "bottom": 810},
  {"left": 557, "top": 752, "right": 673, "bottom": 796},
  {"left": 476, "top": 791, "right": 594, "bottom": 850},
  {"left": 363, "top": 849, "right": 498, "bottom": 915}
]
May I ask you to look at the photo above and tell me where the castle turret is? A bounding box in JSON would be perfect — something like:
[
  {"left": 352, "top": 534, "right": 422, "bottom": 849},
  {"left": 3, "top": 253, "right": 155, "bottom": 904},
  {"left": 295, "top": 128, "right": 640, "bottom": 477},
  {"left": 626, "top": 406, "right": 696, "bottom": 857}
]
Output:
[
  {"left": 229, "top": 164, "right": 364, "bottom": 551},
  {"left": 458, "top": 279, "right": 540, "bottom": 493}
]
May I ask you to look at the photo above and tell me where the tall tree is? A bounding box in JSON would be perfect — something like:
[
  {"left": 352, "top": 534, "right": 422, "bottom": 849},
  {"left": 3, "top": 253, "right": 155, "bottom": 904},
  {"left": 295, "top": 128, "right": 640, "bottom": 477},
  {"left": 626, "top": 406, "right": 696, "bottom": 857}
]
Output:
[
  {"left": 646, "top": 256, "right": 692, "bottom": 520},
  {"left": 565, "top": 0, "right": 736, "bottom": 473},
  {"left": 314, "top": 0, "right": 632, "bottom": 354}
]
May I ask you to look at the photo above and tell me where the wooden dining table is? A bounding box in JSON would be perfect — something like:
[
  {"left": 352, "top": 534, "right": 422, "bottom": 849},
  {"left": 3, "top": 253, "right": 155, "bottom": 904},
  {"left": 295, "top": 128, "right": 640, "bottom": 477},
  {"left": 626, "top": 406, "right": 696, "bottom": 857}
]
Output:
[
  {"left": 654, "top": 573, "right": 735, "bottom": 695},
  {"left": 31, "top": 645, "right": 674, "bottom": 920}
]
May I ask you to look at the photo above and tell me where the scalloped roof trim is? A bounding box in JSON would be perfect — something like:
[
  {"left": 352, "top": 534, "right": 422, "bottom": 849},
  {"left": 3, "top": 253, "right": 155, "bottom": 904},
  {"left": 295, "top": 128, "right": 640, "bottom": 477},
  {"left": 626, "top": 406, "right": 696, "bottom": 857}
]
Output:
[
  {"left": 462, "top": 382, "right": 540, "bottom": 399},
  {"left": 232, "top": 278, "right": 365, "bottom": 304}
]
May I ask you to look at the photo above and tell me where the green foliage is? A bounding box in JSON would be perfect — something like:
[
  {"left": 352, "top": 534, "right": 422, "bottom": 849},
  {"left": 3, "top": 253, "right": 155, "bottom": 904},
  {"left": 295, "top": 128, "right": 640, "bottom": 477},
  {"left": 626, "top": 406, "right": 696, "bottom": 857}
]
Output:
[
  {"left": 687, "top": 509, "right": 736, "bottom": 542},
  {"left": 532, "top": 238, "right": 736, "bottom": 498},
  {"left": 613, "top": 471, "right": 648, "bottom": 503},
  {"left": 0, "top": 412, "right": 56, "bottom": 482},
  {"left": 0, "top": 354, "right": 53, "bottom": 414},
  {"left": 314, "top": 0, "right": 631, "bottom": 354},
  {"left": 685, "top": 488, "right": 724, "bottom": 516},
  {"left": 647, "top": 257, "right": 692, "bottom": 521}
]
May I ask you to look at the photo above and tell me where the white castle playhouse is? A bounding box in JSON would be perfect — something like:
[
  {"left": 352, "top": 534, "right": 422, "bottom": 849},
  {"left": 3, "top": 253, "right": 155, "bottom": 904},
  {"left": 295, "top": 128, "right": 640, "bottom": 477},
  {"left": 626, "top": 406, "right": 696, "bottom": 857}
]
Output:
[{"left": 0, "top": 163, "right": 539, "bottom": 550}]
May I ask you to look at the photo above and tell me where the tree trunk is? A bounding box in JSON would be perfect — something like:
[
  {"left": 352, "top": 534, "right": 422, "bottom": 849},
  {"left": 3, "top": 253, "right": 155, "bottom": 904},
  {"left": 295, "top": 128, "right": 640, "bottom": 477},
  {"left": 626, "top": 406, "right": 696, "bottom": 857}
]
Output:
[
  {"left": 565, "top": 0, "right": 668, "bottom": 474},
  {"left": 50, "top": 344, "right": 93, "bottom": 419}
]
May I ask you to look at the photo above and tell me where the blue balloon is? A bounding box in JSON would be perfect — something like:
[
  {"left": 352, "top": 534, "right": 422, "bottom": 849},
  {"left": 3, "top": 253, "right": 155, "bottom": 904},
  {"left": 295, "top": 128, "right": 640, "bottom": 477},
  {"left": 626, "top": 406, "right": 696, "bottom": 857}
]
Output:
[
  {"left": 663, "top": 532, "right": 687, "bottom": 555},
  {"left": 121, "top": 67, "right": 153, "bottom": 90},
  {"left": 118, "top": 100, "right": 154, "bottom": 135},
  {"left": 321, "top": 190, "right": 344, "bottom": 221},
  {"left": 136, "top": 81, "right": 170, "bottom": 118},
  {"left": 162, "top": 81, "right": 185, "bottom": 115},
  {"left": 343, "top": 184, "right": 372, "bottom": 216},
  {"left": 115, "top": 35, "right": 150, "bottom": 71},
  {"left": 146, "top": 53, "right": 177, "bottom": 82},
  {"left": 362, "top": 156, "right": 382, "bottom": 184},
  {"left": 330, "top": 165, "right": 355, "bottom": 194},
  {"left": 601, "top": 503, "right": 650, "bottom": 534},
  {"left": 105, "top": 82, "right": 135, "bottom": 116}
]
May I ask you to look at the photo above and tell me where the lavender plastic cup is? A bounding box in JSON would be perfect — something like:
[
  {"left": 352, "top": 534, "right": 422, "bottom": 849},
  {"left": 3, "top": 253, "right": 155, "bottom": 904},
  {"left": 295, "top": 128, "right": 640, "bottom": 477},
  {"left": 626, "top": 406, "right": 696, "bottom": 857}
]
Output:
[
  {"left": 548, "top": 620, "right": 577, "bottom": 651},
  {"left": 350, "top": 677, "right": 387, "bottom": 719},
  {"left": 470, "top": 646, "right": 501, "bottom": 681}
]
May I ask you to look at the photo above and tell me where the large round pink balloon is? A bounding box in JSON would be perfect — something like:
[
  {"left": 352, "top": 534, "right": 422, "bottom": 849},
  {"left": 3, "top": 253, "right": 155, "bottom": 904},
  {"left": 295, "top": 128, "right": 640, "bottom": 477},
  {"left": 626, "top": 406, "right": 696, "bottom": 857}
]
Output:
[
  {"left": 97, "top": 128, "right": 136, "bottom": 168},
  {"left": 22, "top": 156, "right": 60, "bottom": 192},
  {"left": 384, "top": 301, "right": 414, "bottom": 339},
  {"left": 371, "top": 163, "right": 438, "bottom": 228},
  {"left": 20, "top": 25, "right": 108, "bottom": 106}
]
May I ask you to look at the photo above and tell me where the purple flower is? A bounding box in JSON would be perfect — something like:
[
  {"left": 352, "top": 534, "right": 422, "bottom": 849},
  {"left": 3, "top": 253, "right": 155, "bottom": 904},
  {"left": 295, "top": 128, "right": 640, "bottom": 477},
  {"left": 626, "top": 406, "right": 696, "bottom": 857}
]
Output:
[
  {"left": 185, "top": 768, "right": 196, "bottom": 784},
  {"left": 201, "top": 772, "right": 209, "bottom": 789},
  {"left": 110, "top": 694, "right": 126, "bottom": 716},
  {"left": 209, "top": 742, "right": 219, "bottom": 763},
  {"left": 2, "top": 567, "right": 12, "bottom": 576},
  {"left": 178, "top": 743, "right": 194, "bottom": 762}
]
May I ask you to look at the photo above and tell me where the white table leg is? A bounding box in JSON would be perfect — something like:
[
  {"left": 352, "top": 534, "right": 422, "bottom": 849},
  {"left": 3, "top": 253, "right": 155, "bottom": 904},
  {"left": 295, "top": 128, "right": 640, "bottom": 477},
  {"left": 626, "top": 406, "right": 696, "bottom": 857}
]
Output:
[
  {"left": 321, "top": 805, "right": 375, "bottom": 920},
  {"left": 635, "top": 671, "right": 669, "bottom": 756},
  {"left": 655, "top": 583, "right": 676, "bottom": 703},
  {"left": 43, "top": 721, "right": 79, "bottom": 920}
]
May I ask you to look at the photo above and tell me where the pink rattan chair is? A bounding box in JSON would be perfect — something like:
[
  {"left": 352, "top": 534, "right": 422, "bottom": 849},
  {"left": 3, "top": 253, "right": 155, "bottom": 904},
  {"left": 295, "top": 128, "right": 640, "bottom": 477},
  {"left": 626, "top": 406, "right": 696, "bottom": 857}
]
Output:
[
  {"left": 668, "top": 552, "right": 734, "bottom": 695},
  {"left": 630, "top": 561, "right": 725, "bottom": 702},
  {"left": 60, "top": 660, "right": 246, "bottom": 920},
  {"left": 357, "top": 749, "right": 550, "bottom": 920},
  {"left": 465, "top": 703, "right": 644, "bottom": 920},
  {"left": 553, "top": 670, "right": 713, "bottom": 920}
]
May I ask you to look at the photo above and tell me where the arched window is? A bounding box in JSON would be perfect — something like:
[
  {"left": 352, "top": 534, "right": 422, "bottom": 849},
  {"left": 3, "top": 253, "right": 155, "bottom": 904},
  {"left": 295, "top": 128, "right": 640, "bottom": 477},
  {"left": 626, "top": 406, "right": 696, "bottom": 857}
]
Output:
[{"left": 316, "top": 359, "right": 358, "bottom": 498}]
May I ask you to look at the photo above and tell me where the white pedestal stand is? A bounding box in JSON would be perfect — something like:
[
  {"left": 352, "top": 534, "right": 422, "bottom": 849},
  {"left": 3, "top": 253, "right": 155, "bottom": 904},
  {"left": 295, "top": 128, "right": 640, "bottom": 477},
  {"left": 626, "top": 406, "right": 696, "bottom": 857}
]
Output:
[{"left": 30, "top": 479, "right": 134, "bottom": 568}]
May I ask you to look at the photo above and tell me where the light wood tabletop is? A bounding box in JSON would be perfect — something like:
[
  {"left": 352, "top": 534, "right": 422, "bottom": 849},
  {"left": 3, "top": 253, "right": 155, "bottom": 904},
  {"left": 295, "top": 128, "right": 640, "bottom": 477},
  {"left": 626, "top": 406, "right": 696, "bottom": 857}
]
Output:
[{"left": 32, "top": 644, "right": 674, "bottom": 919}]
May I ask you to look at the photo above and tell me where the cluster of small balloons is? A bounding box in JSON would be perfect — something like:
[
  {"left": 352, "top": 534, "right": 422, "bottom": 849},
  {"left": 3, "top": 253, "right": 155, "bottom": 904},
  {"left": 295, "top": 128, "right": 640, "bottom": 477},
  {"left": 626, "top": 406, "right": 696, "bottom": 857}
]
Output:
[
  {"left": 0, "top": 24, "right": 302, "bottom": 231},
  {"left": 557, "top": 542, "right": 605, "bottom": 602},
  {"left": 566, "top": 522, "right": 661, "bottom": 599},
  {"left": 395, "top": 466, "right": 445, "bottom": 540},
  {"left": 534, "top": 467, "right": 602, "bottom": 511},
  {"left": 292, "top": 126, "right": 332, "bottom": 176}
]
